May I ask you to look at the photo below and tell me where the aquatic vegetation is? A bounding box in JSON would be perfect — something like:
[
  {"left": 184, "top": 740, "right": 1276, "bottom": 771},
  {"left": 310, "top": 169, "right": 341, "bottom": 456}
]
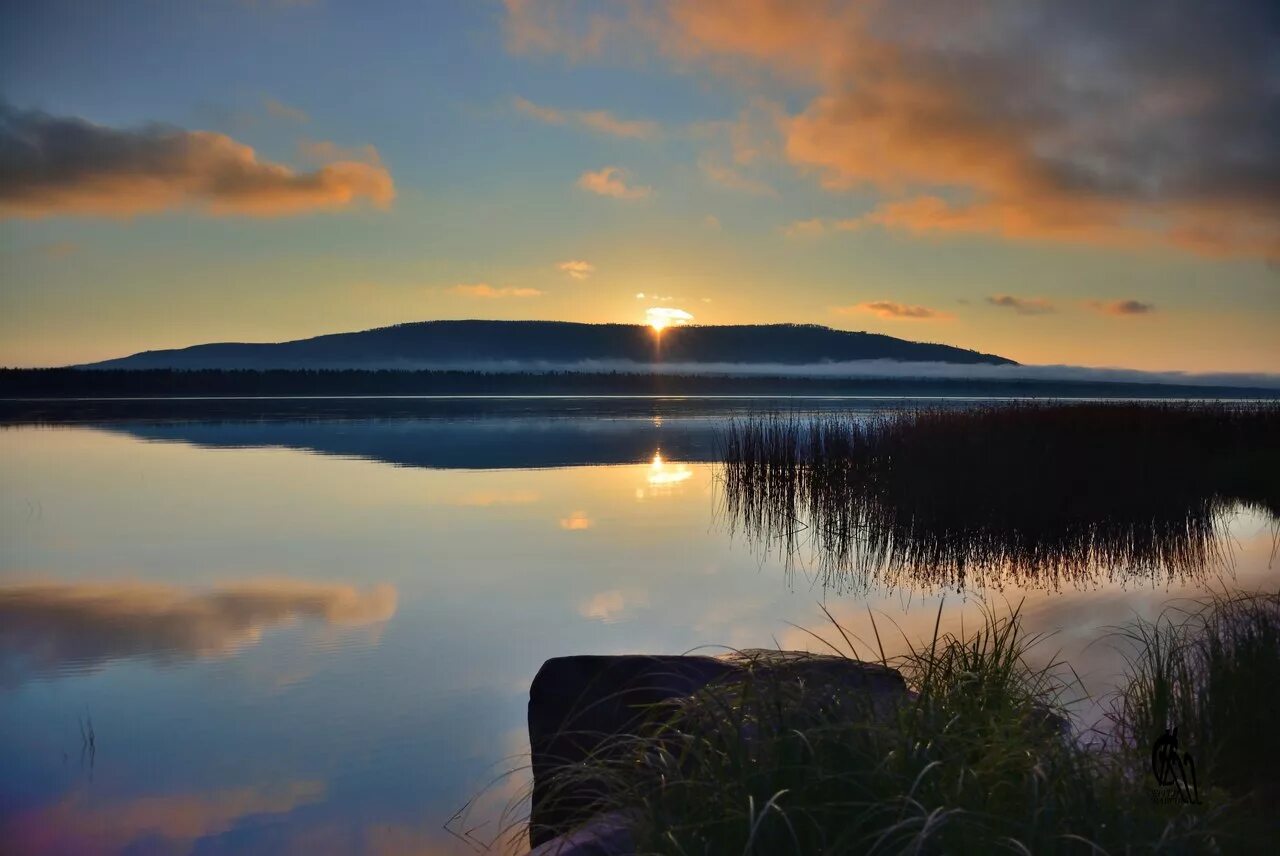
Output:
[{"left": 719, "top": 402, "right": 1280, "bottom": 592}]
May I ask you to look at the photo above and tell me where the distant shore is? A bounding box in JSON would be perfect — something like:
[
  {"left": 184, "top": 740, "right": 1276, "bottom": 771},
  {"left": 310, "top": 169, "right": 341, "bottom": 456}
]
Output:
[{"left": 2, "top": 367, "right": 1277, "bottom": 402}]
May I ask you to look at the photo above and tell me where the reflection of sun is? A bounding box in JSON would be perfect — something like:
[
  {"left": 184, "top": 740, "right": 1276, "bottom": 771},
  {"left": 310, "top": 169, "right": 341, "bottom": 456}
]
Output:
[{"left": 647, "top": 452, "right": 692, "bottom": 487}]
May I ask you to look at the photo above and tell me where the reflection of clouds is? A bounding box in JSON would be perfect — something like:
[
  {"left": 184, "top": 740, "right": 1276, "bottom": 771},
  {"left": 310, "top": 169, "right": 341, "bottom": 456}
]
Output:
[
  {"left": 558, "top": 511, "right": 593, "bottom": 531},
  {"left": 578, "top": 589, "right": 649, "bottom": 623},
  {"left": 1, "top": 780, "right": 325, "bottom": 854},
  {"left": 0, "top": 579, "right": 398, "bottom": 683},
  {"left": 454, "top": 489, "right": 540, "bottom": 507}
]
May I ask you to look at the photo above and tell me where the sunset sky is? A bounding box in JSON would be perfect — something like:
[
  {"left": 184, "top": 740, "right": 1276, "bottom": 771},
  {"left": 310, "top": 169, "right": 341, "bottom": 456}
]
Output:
[{"left": 2, "top": 0, "right": 1277, "bottom": 371}]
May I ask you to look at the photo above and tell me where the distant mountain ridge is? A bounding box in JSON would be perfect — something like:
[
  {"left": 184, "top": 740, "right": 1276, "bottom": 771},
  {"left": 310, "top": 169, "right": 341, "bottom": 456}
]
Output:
[{"left": 82, "top": 321, "right": 1015, "bottom": 369}]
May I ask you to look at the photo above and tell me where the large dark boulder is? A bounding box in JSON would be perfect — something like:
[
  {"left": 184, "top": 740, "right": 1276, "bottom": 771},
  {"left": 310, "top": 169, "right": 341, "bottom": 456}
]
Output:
[{"left": 526, "top": 651, "right": 906, "bottom": 849}]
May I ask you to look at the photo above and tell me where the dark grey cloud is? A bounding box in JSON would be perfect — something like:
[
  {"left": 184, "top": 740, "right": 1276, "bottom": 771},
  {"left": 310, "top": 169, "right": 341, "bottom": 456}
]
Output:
[
  {"left": 1089, "top": 299, "right": 1157, "bottom": 316},
  {"left": 986, "top": 295, "right": 1056, "bottom": 315}
]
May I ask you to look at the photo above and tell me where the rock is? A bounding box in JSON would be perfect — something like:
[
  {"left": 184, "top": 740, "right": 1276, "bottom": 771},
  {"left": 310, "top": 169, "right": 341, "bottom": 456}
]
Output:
[
  {"left": 526, "top": 651, "right": 906, "bottom": 849},
  {"left": 528, "top": 811, "right": 635, "bottom": 856}
]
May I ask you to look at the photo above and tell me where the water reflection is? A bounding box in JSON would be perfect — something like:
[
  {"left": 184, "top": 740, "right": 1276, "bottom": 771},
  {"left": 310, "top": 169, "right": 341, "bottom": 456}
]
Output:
[
  {"left": 2, "top": 781, "right": 326, "bottom": 855},
  {"left": 0, "top": 580, "right": 396, "bottom": 685},
  {"left": 721, "top": 407, "right": 1279, "bottom": 592},
  {"left": 646, "top": 452, "right": 693, "bottom": 488},
  {"left": 1, "top": 413, "right": 1275, "bottom": 855}
]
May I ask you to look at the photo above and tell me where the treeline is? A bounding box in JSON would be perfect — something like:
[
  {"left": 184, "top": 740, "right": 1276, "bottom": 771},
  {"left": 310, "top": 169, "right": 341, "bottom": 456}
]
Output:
[{"left": 0, "top": 367, "right": 1275, "bottom": 400}]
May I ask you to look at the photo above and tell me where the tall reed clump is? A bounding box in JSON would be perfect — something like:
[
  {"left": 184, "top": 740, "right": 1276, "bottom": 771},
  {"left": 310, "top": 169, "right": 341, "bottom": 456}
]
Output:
[
  {"left": 532, "top": 603, "right": 1235, "bottom": 855},
  {"left": 720, "top": 402, "right": 1280, "bottom": 592},
  {"left": 1109, "top": 591, "right": 1280, "bottom": 823}
]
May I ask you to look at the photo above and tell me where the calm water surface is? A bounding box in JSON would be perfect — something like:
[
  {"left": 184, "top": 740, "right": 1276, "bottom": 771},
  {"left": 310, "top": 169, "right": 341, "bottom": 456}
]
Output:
[{"left": 1, "top": 400, "right": 1275, "bottom": 854}]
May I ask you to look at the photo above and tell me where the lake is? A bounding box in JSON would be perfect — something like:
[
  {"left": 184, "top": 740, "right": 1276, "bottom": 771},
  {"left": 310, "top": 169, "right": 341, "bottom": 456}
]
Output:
[{"left": 1, "top": 398, "right": 1275, "bottom": 854}]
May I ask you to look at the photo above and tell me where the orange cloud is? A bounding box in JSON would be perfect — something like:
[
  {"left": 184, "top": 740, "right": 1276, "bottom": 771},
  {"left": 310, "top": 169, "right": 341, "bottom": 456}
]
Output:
[
  {"left": 0, "top": 104, "right": 394, "bottom": 219},
  {"left": 699, "top": 156, "right": 773, "bottom": 195},
  {"left": 262, "top": 96, "right": 309, "bottom": 123},
  {"left": 781, "top": 217, "right": 827, "bottom": 238},
  {"left": 506, "top": 2, "right": 1280, "bottom": 260},
  {"left": 557, "top": 259, "right": 595, "bottom": 279},
  {"left": 836, "top": 301, "right": 951, "bottom": 321},
  {"left": 576, "top": 166, "right": 651, "bottom": 199},
  {"left": 502, "top": 0, "right": 616, "bottom": 59},
  {"left": 1088, "top": 299, "right": 1158, "bottom": 317},
  {"left": 517, "top": 95, "right": 658, "bottom": 138},
  {"left": 450, "top": 283, "right": 543, "bottom": 298}
]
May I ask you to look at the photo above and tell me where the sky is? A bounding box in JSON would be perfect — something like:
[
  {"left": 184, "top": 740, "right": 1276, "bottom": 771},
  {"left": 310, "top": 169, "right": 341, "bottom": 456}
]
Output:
[{"left": 1, "top": 0, "right": 1277, "bottom": 371}]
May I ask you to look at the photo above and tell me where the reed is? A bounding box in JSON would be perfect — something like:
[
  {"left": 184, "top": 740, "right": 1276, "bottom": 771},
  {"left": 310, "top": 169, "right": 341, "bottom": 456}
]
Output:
[{"left": 720, "top": 402, "right": 1279, "bottom": 591}]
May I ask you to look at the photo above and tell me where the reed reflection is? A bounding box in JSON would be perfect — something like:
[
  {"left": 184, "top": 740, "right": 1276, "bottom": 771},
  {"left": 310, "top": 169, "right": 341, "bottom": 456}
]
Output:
[{"left": 720, "top": 403, "right": 1279, "bottom": 592}]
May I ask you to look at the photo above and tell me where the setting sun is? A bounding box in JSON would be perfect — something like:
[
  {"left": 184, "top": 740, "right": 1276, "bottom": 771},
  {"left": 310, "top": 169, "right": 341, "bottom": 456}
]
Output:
[{"left": 644, "top": 307, "right": 694, "bottom": 333}]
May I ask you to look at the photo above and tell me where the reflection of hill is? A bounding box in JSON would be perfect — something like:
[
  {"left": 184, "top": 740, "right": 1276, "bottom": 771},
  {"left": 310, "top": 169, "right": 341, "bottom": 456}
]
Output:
[{"left": 97, "top": 416, "right": 726, "bottom": 469}]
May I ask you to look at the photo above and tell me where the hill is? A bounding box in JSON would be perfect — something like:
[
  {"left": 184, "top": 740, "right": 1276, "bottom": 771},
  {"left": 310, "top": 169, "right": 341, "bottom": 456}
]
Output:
[{"left": 80, "top": 321, "right": 1015, "bottom": 370}]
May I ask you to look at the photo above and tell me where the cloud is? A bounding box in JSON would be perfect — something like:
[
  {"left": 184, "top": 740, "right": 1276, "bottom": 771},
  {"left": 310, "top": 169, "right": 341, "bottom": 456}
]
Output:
[
  {"left": 645, "top": 306, "right": 694, "bottom": 328},
  {"left": 781, "top": 217, "right": 827, "bottom": 238},
  {"left": 449, "top": 283, "right": 543, "bottom": 298},
  {"left": 0, "top": 103, "right": 395, "bottom": 219},
  {"left": 513, "top": 96, "right": 658, "bottom": 139},
  {"left": 502, "top": 0, "right": 617, "bottom": 59},
  {"left": 262, "top": 96, "right": 308, "bottom": 123},
  {"left": 507, "top": 1, "right": 1280, "bottom": 260},
  {"left": 557, "top": 259, "right": 595, "bottom": 279},
  {"left": 1089, "top": 299, "right": 1157, "bottom": 316},
  {"left": 577, "top": 166, "right": 651, "bottom": 199},
  {"left": 0, "top": 579, "right": 397, "bottom": 684},
  {"left": 704, "top": 214, "right": 721, "bottom": 229},
  {"left": 576, "top": 109, "right": 659, "bottom": 140},
  {"left": 699, "top": 156, "right": 773, "bottom": 195},
  {"left": 835, "top": 301, "right": 951, "bottom": 320},
  {"left": 987, "top": 294, "right": 1056, "bottom": 315}
]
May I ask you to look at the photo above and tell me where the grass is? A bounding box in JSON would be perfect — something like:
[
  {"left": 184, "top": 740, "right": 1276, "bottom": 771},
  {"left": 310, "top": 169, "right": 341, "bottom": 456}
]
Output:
[
  {"left": 1107, "top": 591, "right": 1280, "bottom": 820},
  {"left": 719, "top": 402, "right": 1279, "bottom": 592},
  {"left": 510, "top": 595, "right": 1278, "bottom": 855}
]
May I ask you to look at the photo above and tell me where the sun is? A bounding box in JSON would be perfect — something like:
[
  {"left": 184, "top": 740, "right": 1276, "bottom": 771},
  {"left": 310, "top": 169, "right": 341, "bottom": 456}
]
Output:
[{"left": 644, "top": 307, "right": 693, "bottom": 333}]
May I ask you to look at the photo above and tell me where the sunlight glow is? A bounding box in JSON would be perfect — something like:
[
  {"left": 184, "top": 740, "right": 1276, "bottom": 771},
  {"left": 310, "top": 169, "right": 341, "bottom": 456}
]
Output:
[
  {"left": 647, "top": 452, "right": 693, "bottom": 488},
  {"left": 645, "top": 307, "right": 694, "bottom": 333}
]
